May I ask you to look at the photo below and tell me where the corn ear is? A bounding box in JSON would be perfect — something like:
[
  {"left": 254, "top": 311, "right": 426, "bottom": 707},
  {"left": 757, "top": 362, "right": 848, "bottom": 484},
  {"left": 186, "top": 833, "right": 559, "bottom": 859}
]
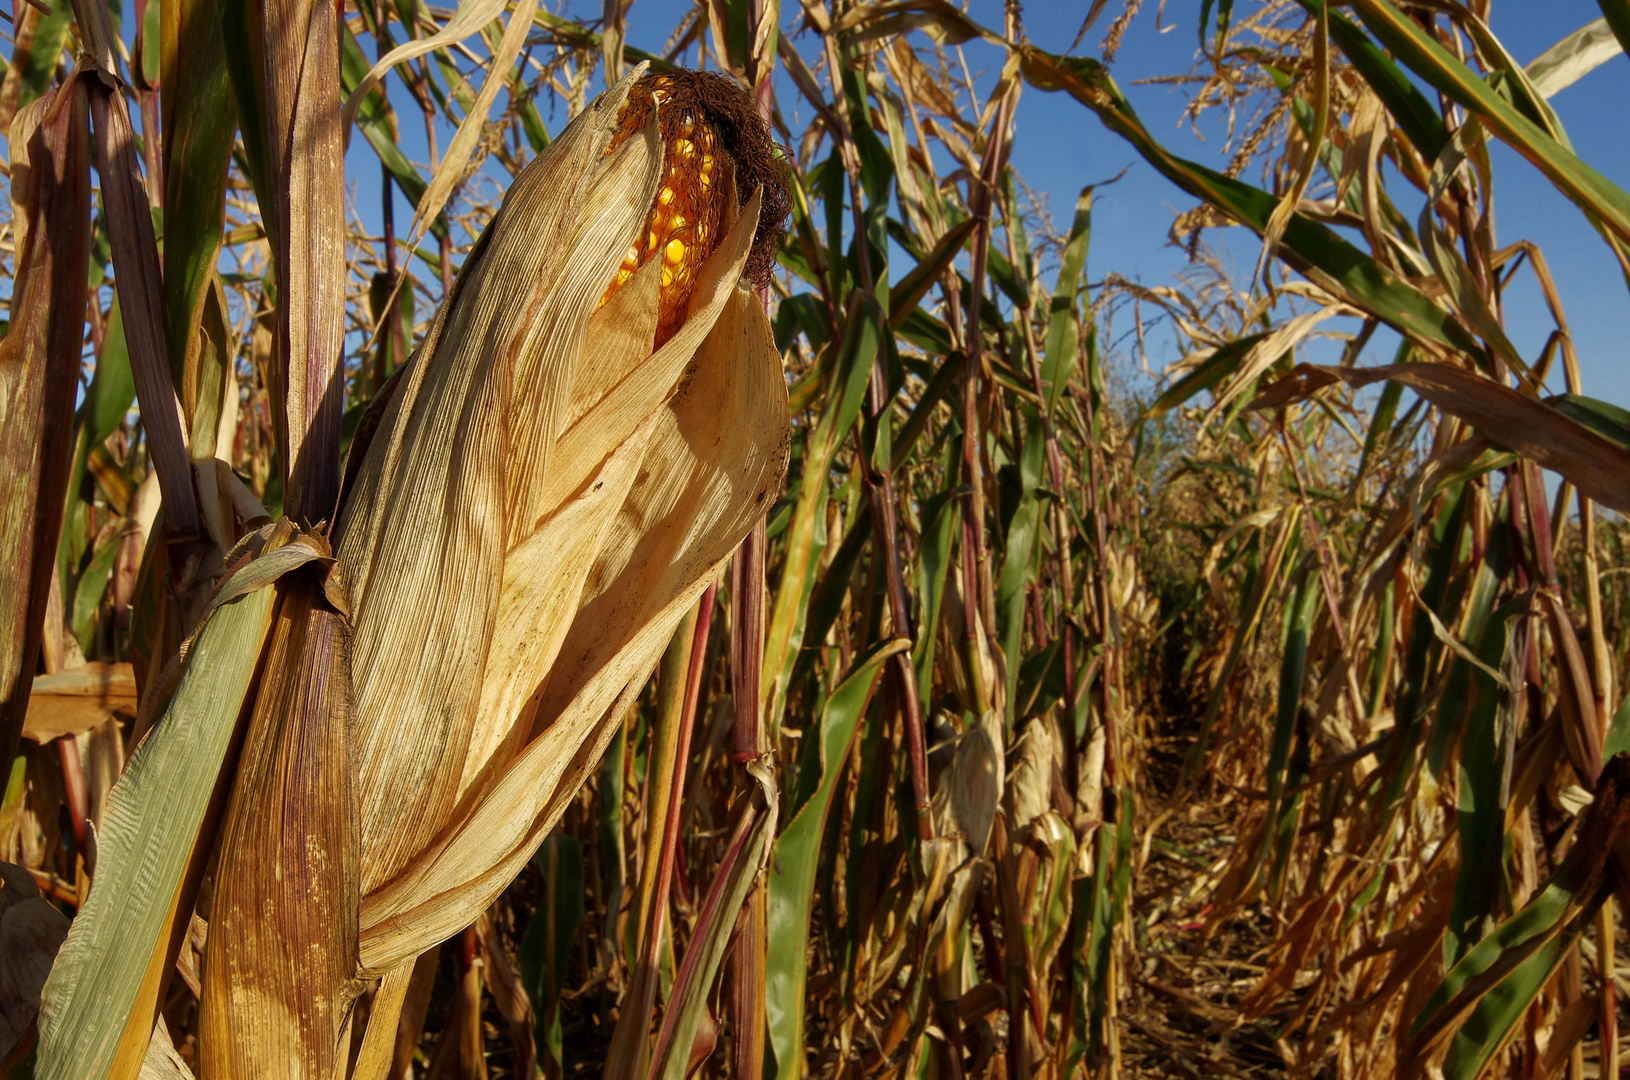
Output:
[{"left": 195, "top": 65, "right": 790, "bottom": 1072}]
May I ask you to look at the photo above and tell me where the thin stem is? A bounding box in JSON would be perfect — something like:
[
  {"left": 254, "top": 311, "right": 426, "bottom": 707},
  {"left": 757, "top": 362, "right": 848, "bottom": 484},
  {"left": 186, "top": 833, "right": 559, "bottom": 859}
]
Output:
[
  {"left": 818, "top": 28, "right": 934, "bottom": 840},
  {"left": 727, "top": 24, "right": 778, "bottom": 1071},
  {"left": 374, "top": 0, "right": 399, "bottom": 396},
  {"left": 604, "top": 584, "right": 716, "bottom": 1080}
]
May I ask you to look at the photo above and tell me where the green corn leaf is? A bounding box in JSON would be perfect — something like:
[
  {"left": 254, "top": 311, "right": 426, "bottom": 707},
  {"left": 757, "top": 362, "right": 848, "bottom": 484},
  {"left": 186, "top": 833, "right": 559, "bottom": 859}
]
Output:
[
  {"left": 1382, "top": 483, "right": 1471, "bottom": 818},
  {"left": 887, "top": 218, "right": 979, "bottom": 331},
  {"left": 14, "top": 0, "right": 74, "bottom": 116},
  {"left": 765, "top": 638, "right": 909, "bottom": 1080},
  {"left": 1030, "top": 816, "right": 1077, "bottom": 981},
  {"left": 996, "top": 407, "right": 1047, "bottom": 727},
  {"left": 912, "top": 489, "right": 959, "bottom": 699},
  {"left": 1258, "top": 570, "right": 1319, "bottom": 900},
  {"left": 985, "top": 243, "right": 1030, "bottom": 310},
  {"left": 712, "top": 0, "right": 757, "bottom": 76},
  {"left": 795, "top": 513, "right": 873, "bottom": 695},
  {"left": 1293, "top": 2, "right": 1449, "bottom": 161},
  {"left": 520, "top": 830, "right": 583, "bottom": 1079},
  {"left": 1444, "top": 593, "right": 1524, "bottom": 969},
  {"left": 1199, "top": 0, "right": 1234, "bottom": 50},
  {"left": 1001, "top": 172, "right": 1036, "bottom": 294},
  {"left": 85, "top": 300, "right": 135, "bottom": 448},
  {"left": 1184, "top": 508, "right": 1300, "bottom": 779},
  {"left": 1148, "top": 333, "right": 1270, "bottom": 419},
  {"left": 1426, "top": 757, "right": 1630, "bottom": 1074},
  {"left": 761, "top": 296, "right": 884, "bottom": 732},
  {"left": 36, "top": 584, "right": 278, "bottom": 1080},
  {"left": 1042, "top": 186, "right": 1093, "bottom": 414},
  {"left": 58, "top": 299, "right": 134, "bottom": 592},
  {"left": 70, "top": 527, "right": 122, "bottom": 655},
  {"left": 1442, "top": 929, "right": 1586, "bottom": 1079},
  {"left": 1354, "top": 348, "right": 1406, "bottom": 482},
  {"left": 1606, "top": 697, "right": 1630, "bottom": 760},
  {"left": 1082, "top": 785, "right": 1135, "bottom": 1064},
  {"left": 891, "top": 349, "right": 963, "bottom": 471},
  {"left": 139, "top": 0, "right": 161, "bottom": 87},
  {"left": 160, "top": 0, "right": 237, "bottom": 392},
  {"left": 1410, "top": 859, "right": 1607, "bottom": 1075},
  {"left": 1548, "top": 392, "right": 1630, "bottom": 451},
  {"left": 775, "top": 293, "right": 832, "bottom": 358},
  {"left": 897, "top": 306, "right": 954, "bottom": 355},
  {"left": 1015, "top": 639, "right": 1063, "bottom": 719}
]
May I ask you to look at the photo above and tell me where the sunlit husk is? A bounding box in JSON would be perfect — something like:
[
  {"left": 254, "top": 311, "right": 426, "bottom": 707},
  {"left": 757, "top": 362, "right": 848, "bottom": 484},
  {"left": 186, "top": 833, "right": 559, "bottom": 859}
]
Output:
[
  {"left": 200, "top": 66, "right": 788, "bottom": 1072},
  {"left": 333, "top": 77, "right": 665, "bottom": 897}
]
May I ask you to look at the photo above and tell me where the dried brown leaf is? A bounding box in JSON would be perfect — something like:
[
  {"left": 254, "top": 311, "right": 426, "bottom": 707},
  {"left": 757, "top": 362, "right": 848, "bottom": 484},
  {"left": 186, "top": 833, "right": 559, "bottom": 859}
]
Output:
[{"left": 0, "top": 80, "right": 91, "bottom": 771}]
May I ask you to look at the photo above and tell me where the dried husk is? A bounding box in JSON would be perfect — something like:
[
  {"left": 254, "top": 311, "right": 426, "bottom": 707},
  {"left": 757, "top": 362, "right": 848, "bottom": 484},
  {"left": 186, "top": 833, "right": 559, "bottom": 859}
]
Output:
[
  {"left": 1005, "top": 715, "right": 1056, "bottom": 833},
  {"left": 200, "top": 66, "right": 789, "bottom": 1073},
  {"left": 199, "top": 580, "right": 359, "bottom": 1080}
]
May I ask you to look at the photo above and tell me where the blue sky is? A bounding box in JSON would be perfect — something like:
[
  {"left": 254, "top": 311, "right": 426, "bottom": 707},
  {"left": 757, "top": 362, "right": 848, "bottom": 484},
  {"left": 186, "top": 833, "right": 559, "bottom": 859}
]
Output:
[{"left": 351, "top": 0, "right": 1630, "bottom": 411}]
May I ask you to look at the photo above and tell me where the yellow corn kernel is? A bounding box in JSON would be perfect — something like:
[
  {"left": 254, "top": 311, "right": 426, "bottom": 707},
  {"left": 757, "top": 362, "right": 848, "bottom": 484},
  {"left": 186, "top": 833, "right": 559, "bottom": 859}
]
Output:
[{"left": 597, "top": 73, "right": 739, "bottom": 343}]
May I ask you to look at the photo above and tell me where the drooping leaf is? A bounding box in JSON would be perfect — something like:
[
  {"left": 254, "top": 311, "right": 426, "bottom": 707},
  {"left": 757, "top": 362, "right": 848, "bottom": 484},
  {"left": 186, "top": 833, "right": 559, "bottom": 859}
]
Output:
[
  {"left": 37, "top": 583, "right": 279, "bottom": 1080},
  {"left": 1254, "top": 364, "right": 1630, "bottom": 514},
  {"left": 765, "top": 638, "right": 909, "bottom": 1080}
]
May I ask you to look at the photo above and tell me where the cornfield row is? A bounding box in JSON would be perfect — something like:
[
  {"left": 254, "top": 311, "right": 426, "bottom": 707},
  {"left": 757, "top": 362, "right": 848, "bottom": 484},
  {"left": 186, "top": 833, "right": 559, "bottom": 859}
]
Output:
[{"left": 2, "top": 1, "right": 1630, "bottom": 1079}]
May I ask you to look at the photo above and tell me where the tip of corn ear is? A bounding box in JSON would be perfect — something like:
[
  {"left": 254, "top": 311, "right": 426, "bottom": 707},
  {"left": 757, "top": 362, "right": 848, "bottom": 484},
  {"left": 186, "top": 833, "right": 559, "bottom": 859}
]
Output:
[{"left": 599, "top": 70, "right": 791, "bottom": 344}]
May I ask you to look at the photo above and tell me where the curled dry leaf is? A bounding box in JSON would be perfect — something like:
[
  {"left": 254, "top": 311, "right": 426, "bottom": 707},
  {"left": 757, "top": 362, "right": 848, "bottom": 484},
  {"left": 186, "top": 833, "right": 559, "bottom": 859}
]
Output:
[
  {"left": 1250, "top": 362, "right": 1630, "bottom": 514},
  {"left": 1005, "top": 716, "right": 1056, "bottom": 833},
  {"left": 21, "top": 664, "right": 137, "bottom": 744},
  {"left": 1, "top": 860, "right": 70, "bottom": 1067}
]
